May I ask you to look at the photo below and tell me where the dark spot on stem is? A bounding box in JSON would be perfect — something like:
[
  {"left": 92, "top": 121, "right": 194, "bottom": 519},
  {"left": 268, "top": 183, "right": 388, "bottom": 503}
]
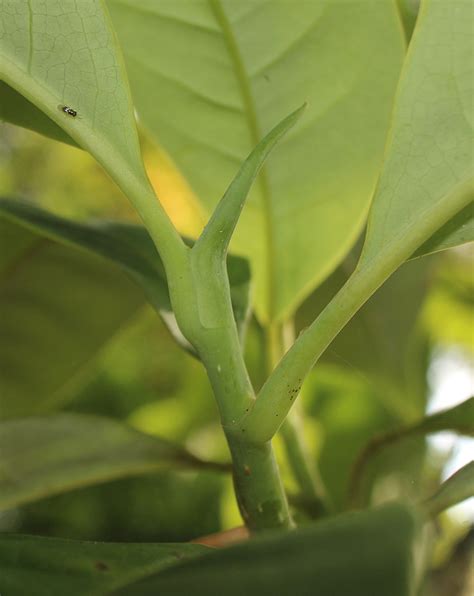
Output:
[{"left": 244, "top": 465, "right": 251, "bottom": 476}]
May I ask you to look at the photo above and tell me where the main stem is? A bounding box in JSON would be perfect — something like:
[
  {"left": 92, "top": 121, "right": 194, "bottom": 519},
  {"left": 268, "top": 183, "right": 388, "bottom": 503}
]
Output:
[
  {"left": 169, "top": 248, "right": 293, "bottom": 532},
  {"left": 199, "top": 330, "right": 294, "bottom": 532}
]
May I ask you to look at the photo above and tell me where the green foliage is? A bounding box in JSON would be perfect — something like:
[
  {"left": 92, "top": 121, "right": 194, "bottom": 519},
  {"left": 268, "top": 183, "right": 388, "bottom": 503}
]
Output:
[
  {"left": 0, "top": 209, "right": 144, "bottom": 418},
  {"left": 0, "top": 413, "right": 226, "bottom": 511},
  {"left": 0, "top": 0, "right": 472, "bottom": 593},
  {"left": 0, "top": 198, "right": 250, "bottom": 416},
  {"left": 348, "top": 396, "right": 474, "bottom": 507},
  {"left": 107, "top": 0, "right": 406, "bottom": 322},
  {"left": 0, "top": 81, "right": 75, "bottom": 146},
  {"left": 424, "top": 462, "right": 474, "bottom": 517},
  {"left": 0, "top": 0, "right": 145, "bottom": 183},
  {"left": 413, "top": 203, "right": 473, "bottom": 260},
  {"left": 0, "top": 534, "right": 207, "bottom": 596},
  {"left": 115, "top": 504, "right": 422, "bottom": 596},
  {"left": 359, "top": 0, "right": 473, "bottom": 273},
  {"left": 240, "top": 0, "right": 473, "bottom": 442}
]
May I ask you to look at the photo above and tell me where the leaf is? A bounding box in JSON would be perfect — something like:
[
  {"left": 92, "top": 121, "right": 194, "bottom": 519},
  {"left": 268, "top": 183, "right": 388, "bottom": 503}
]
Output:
[
  {"left": 107, "top": 0, "right": 405, "bottom": 322},
  {"left": 0, "top": 0, "right": 149, "bottom": 196},
  {"left": 396, "top": 0, "right": 421, "bottom": 41},
  {"left": 0, "top": 533, "right": 207, "bottom": 596},
  {"left": 241, "top": 0, "right": 474, "bottom": 441},
  {"left": 358, "top": 0, "right": 474, "bottom": 275},
  {"left": 0, "top": 81, "right": 76, "bottom": 146},
  {"left": 423, "top": 461, "right": 474, "bottom": 517},
  {"left": 412, "top": 203, "right": 473, "bottom": 259},
  {"left": 348, "top": 397, "right": 474, "bottom": 507},
  {"left": 0, "top": 198, "right": 250, "bottom": 417},
  {"left": 0, "top": 211, "right": 144, "bottom": 418},
  {"left": 115, "top": 503, "right": 423, "bottom": 596},
  {"left": 0, "top": 413, "right": 226, "bottom": 511}
]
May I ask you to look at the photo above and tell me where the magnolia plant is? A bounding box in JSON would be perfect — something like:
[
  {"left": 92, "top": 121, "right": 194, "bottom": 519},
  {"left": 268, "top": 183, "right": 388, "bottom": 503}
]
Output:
[{"left": 0, "top": 0, "right": 473, "bottom": 594}]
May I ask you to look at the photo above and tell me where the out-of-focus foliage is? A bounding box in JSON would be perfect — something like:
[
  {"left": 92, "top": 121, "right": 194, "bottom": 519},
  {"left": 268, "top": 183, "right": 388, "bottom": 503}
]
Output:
[
  {"left": 423, "top": 250, "right": 474, "bottom": 353},
  {"left": 0, "top": 198, "right": 251, "bottom": 418},
  {"left": 0, "top": 413, "right": 227, "bottom": 511}
]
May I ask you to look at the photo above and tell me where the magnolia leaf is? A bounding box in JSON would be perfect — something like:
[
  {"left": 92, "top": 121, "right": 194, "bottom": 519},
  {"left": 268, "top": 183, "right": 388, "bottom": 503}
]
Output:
[
  {"left": 0, "top": 413, "right": 227, "bottom": 511},
  {"left": 115, "top": 503, "right": 423, "bottom": 596},
  {"left": 107, "top": 0, "right": 405, "bottom": 322},
  {"left": 0, "top": 533, "right": 207, "bottom": 596},
  {"left": 359, "top": 0, "right": 473, "bottom": 274}
]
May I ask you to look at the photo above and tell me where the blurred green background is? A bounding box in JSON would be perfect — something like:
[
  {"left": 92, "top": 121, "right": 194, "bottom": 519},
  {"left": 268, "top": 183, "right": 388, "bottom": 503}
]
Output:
[{"left": 0, "top": 121, "right": 472, "bottom": 589}]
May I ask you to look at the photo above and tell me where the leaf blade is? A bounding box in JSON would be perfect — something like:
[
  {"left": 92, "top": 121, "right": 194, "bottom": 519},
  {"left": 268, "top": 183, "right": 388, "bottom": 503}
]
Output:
[
  {"left": 0, "top": 413, "right": 225, "bottom": 511},
  {"left": 114, "top": 503, "right": 423, "bottom": 596},
  {"left": 359, "top": 0, "right": 474, "bottom": 271},
  {"left": 0, "top": 199, "right": 251, "bottom": 417},
  {"left": 0, "top": 0, "right": 145, "bottom": 180},
  {"left": 0, "top": 533, "right": 207, "bottom": 596},
  {"left": 108, "top": 0, "right": 405, "bottom": 321}
]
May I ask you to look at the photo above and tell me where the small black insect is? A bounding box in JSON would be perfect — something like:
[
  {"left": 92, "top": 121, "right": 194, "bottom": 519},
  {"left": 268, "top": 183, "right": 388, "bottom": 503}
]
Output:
[{"left": 61, "top": 106, "right": 77, "bottom": 117}]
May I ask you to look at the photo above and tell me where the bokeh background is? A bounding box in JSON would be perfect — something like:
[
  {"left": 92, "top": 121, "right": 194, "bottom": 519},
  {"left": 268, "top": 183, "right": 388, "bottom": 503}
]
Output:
[{"left": 0, "top": 119, "right": 472, "bottom": 593}]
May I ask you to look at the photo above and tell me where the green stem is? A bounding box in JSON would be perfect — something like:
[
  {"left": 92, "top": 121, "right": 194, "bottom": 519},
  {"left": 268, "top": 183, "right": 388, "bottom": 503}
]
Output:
[
  {"left": 167, "top": 108, "right": 306, "bottom": 532},
  {"left": 166, "top": 241, "right": 292, "bottom": 532},
  {"left": 199, "top": 329, "right": 293, "bottom": 531},
  {"left": 237, "top": 176, "right": 472, "bottom": 443},
  {"left": 266, "top": 321, "right": 329, "bottom": 512},
  {"left": 227, "top": 438, "right": 293, "bottom": 531},
  {"left": 194, "top": 311, "right": 292, "bottom": 531}
]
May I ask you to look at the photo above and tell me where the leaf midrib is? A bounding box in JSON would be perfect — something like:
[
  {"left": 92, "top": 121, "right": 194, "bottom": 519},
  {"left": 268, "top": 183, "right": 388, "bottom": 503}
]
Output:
[{"left": 208, "top": 0, "right": 276, "bottom": 321}]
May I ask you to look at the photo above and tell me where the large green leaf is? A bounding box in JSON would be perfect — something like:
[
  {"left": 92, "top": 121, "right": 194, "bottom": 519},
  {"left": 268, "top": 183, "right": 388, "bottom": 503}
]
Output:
[
  {"left": 0, "top": 198, "right": 250, "bottom": 418},
  {"left": 0, "top": 413, "right": 225, "bottom": 511},
  {"left": 0, "top": 213, "right": 144, "bottom": 418},
  {"left": 0, "top": 533, "right": 207, "bottom": 596},
  {"left": 107, "top": 0, "right": 405, "bottom": 322},
  {"left": 115, "top": 503, "right": 422, "bottom": 596},
  {"left": 0, "top": 0, "right": 149, "bottom": 194},
  {"left": 241, "top": 0, "right": 474, "bottom": 441},
  {"left": 359, "top": 0, "right": 473, "bottom": 274}
]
